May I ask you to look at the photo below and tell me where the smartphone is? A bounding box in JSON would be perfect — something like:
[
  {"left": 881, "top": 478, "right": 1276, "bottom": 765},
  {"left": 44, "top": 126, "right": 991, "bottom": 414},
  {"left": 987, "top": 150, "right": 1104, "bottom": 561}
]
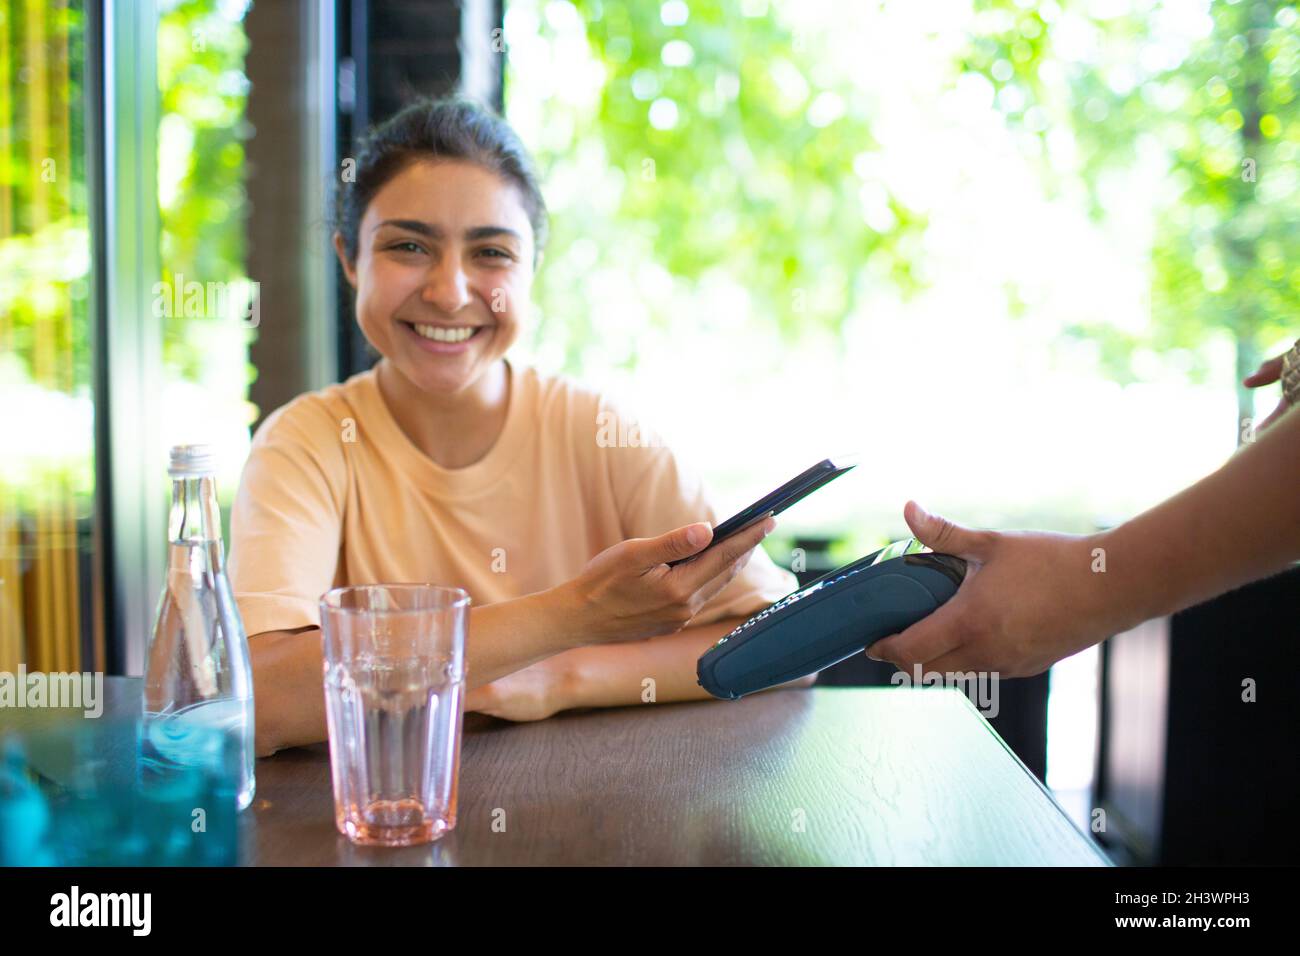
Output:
[{"left": 668, "top": 456, "right": 857, "bottom": 567}]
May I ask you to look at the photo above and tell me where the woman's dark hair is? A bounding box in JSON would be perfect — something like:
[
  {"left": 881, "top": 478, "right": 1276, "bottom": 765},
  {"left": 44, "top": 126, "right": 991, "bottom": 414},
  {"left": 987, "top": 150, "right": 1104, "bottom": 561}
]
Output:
[{"left": 335, "top": 96, "right": 548, "bottom": 264}]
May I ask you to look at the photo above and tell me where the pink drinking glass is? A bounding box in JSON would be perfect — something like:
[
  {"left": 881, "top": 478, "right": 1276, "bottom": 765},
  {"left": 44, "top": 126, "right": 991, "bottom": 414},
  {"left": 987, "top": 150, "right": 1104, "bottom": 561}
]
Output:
[{"left": 319, "top": 584, "right": 469, "bottom": 846}]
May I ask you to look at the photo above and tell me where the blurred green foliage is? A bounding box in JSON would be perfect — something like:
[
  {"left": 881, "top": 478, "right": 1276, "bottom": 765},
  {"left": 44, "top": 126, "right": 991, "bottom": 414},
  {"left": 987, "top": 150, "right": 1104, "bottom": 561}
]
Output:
[
  {"left": 1, "top": 0, "right": 248, "bottom": 501},
  {"left": 0, "top": 0, "right": 89, "bottom": 387},
  {"left": 960, "top": 0, "right": 1299, "bottom": 419},
  {"left": 0, "top": 0, "right": 92, "bottom": 507},
  {"left": 510, "top": 0, "right": 929, "bottom": 369},
  {"left": 517, "top": 0, "right": 1297, "bottom": 433},
  {"left": 156, "top": 0, "right": 250, "bottom": 383}
]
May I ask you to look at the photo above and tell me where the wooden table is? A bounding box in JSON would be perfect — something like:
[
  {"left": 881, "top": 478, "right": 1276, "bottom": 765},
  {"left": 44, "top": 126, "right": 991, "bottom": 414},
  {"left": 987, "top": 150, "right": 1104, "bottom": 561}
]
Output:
[{"left": 65, "top": 677, "right": 1109, "bottom": 866}]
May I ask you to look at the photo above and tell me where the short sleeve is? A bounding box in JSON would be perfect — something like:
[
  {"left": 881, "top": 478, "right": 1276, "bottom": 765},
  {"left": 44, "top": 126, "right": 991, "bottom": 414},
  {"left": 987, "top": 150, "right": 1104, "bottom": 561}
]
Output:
[
  {"left": 596, "top": 397, "right": 797, "bottom": 625},
  {"left": 228, "top": 398, "right": 347, "bottom": 637}
]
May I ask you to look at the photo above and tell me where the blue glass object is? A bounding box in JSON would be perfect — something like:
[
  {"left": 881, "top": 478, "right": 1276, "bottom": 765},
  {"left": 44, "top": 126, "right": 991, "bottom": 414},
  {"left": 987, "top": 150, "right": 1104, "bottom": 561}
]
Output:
[{"left": 0, "top": 715, "right": 240, "bottom": 866}]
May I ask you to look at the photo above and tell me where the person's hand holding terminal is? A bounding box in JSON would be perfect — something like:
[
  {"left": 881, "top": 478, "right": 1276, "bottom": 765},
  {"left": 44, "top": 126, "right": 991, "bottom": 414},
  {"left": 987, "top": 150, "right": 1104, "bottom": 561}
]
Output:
[{"left": 871, "top": 397, "right": 1300, "bottom": 677}]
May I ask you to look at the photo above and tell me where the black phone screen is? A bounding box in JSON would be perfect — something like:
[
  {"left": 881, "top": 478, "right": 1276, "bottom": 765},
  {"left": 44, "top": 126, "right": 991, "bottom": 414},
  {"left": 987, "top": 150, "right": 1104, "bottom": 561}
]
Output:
[{"left": 668, "top": 457, "right": 856, "bottom": 567}]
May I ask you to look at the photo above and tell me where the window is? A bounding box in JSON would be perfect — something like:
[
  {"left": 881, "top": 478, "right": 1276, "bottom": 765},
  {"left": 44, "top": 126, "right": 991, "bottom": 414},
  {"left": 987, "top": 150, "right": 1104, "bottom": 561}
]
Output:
[
  {"left": 2, "top": 0, "right": 314, "bottom": 676},
  {"left": 0, "top": 0, "right": 96, "bottom": 675}
]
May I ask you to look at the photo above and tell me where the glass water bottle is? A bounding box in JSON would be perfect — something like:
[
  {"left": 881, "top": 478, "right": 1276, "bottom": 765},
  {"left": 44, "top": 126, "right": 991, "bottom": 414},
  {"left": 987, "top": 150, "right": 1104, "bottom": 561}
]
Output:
[{"left": 143, "top": 444, "right": 255, "bottom": 810}]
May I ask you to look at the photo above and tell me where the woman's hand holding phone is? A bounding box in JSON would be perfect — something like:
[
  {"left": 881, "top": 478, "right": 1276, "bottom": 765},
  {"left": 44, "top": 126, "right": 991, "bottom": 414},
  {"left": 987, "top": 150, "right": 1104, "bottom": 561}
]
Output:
[{"left": 559, "top": 516, "right": 778, "bottom": 644}]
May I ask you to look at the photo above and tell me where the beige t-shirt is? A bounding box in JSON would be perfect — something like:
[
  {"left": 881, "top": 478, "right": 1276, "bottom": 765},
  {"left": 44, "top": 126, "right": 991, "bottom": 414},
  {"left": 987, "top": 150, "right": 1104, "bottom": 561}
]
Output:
[{"left": 228, "top": 360, "right": 797, "bottom": 638}]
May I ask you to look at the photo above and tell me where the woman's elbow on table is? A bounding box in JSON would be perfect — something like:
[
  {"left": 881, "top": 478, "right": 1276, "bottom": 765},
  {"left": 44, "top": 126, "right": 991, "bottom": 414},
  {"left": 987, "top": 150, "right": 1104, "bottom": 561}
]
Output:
[{"left": 249, "top": 626, "right": 328, "bottom": 757}]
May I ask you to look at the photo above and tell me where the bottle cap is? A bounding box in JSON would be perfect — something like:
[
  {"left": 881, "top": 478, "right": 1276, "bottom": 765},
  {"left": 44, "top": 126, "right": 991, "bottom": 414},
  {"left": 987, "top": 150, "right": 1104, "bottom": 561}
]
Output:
[{"left": 168, "top": 444, "right": 216, "bottom": 477}]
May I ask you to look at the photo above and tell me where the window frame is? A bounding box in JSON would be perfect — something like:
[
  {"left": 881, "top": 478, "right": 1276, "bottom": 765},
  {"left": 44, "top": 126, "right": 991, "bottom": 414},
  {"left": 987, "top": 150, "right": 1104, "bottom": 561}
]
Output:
[{"left": 93, "top": 0, "right": 163, "bottom": 675}]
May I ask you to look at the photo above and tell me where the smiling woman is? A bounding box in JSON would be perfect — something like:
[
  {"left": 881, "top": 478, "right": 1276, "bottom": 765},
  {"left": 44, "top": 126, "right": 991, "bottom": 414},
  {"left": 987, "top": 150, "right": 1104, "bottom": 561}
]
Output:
[
  {"left": 227, "top": 97, "right": 811, "bottom": 755},
  {"left": 337, "top": 158, "right": 534, "bottom": 439}
]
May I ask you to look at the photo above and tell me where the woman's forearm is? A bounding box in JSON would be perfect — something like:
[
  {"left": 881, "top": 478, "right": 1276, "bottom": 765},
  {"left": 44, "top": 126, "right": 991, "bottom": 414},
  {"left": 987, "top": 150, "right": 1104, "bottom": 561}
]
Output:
[
  {"left": 562, "top": 616, "right": 817, "bottom": 710},
  {"left": 467, "top": 585, "right": 591, "bottom": 684},
  {"left": 251, "top": 517, "right": 781, "bottom": 751},
  {"left": 1101, "top": 408, "right": 1300, "bottom": 632}
]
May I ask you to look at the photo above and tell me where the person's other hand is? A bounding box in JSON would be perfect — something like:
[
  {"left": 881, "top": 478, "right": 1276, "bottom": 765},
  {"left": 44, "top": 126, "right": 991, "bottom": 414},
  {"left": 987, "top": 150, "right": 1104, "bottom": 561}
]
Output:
[
  {"left": 563, "top": 516, "right": 777, "bottom": 644},
  {"left": 867, "top": 502, "right": 1118, "bottom": 678},
  {"left": 465, "top": 654, "right": 574, "bottom": 722},
  {"left": 1243, "top": 353, "right": 1292, "bottom": 433}
]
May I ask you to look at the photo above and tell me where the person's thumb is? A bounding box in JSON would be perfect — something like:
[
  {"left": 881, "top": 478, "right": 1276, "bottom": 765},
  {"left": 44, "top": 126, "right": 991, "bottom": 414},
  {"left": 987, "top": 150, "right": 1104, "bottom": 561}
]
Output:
[
  {"left": 636, "top": 522, "right": 713, "bottom": 566},
  {"left": 904, "top": 501, "right": 986, "bottom": 557}
]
